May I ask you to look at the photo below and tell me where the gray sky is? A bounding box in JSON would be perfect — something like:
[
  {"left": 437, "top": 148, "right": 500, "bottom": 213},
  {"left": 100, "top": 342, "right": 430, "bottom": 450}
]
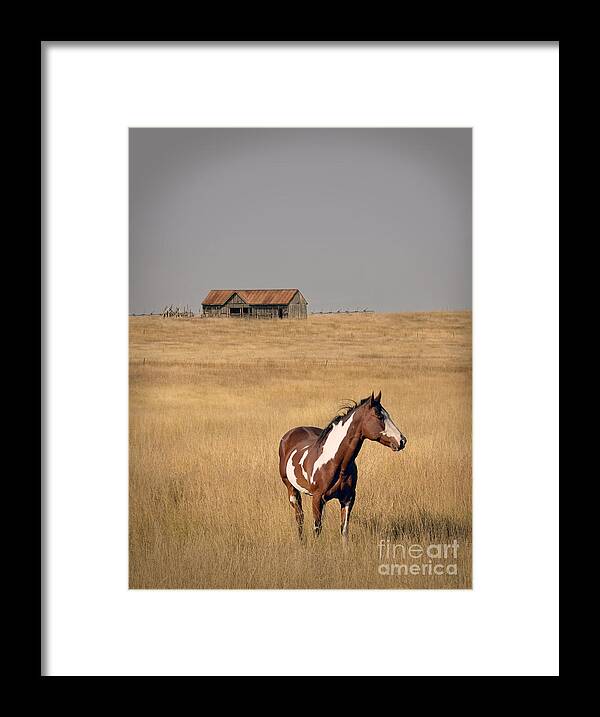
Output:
[{"left": 130, "top": 128, "right": 471, "bottom": 314}]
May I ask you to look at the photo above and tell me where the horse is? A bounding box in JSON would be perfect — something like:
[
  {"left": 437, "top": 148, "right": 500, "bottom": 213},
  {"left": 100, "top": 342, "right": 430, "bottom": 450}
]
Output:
[{"left": 278, "top": 391, "right": 406, "bottom": 544}]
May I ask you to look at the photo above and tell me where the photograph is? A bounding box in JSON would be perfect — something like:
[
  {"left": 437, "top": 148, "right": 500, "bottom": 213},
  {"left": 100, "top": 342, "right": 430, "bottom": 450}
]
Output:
[{"left": 129, "top": 127, "right": 472, "bottom": 589}]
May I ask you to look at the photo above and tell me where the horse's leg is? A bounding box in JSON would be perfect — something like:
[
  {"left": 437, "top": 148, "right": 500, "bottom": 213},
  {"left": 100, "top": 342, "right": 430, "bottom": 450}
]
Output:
[
  {"left": 289, "top": 487, "right": 305, "bottom": 540},
  {"left": 282, "top": 477, "right": 304, "bottom": 540},
  {"left": 340, "top": 494, "right": 355, "bottom": 547},
  {"left": 312, "top": 493, "right": 326, "bottom": 537}
]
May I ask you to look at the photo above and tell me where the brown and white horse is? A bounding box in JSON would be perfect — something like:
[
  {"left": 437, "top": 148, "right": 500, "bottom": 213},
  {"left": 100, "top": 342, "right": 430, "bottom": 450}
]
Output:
[{"left": 279, "top": 392, "right": 406, "bottom": 544}]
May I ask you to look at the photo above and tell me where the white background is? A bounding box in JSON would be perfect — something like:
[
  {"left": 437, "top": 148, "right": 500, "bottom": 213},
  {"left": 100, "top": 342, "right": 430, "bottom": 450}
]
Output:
[{"left": 44, "top": 42, "right": 559, "bottom": 676}]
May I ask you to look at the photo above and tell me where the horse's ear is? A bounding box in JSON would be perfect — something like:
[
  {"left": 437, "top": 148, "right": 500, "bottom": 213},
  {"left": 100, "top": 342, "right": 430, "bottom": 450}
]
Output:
[
  {"left": 368, "top": 391, "right": 374, "bottom": 406},
  {"left": 375, "top": 390, "right": 382, "bottom": 403}
]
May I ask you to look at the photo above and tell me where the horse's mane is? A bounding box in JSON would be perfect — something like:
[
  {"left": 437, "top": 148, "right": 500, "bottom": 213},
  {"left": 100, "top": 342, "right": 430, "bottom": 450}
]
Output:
[{"left": 316, "top": 396, "right": 371, "bottom": 445}]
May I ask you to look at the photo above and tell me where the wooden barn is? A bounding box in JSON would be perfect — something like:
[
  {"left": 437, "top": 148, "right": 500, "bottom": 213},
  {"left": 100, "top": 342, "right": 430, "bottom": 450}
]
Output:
[{"left": 201, "top": 289, "right": 308, "bottom": 319}]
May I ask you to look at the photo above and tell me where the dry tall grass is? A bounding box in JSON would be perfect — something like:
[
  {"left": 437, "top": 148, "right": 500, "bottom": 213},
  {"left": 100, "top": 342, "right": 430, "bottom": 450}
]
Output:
[{"left": 129, "top": 312, "right": 471, "bottom": 589}]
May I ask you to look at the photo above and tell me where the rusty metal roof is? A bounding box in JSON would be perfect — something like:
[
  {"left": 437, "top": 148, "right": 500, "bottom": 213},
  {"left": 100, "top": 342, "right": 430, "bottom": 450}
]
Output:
[
  {"left": 202, "top": 289, "right": 305, "bottom": 306},
  {"left": 202, "top": 289, "right": 238, "bottom": 305}
]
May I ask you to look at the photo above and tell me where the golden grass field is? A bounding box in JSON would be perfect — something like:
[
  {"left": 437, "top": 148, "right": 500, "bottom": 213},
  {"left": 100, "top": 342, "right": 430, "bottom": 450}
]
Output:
[{"left": 129, "top": 311, "right": 472, "bottom": 589}]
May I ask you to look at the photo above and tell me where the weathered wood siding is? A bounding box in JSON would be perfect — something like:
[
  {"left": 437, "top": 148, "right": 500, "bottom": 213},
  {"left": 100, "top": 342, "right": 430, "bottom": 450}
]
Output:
[
  {"left": 287, "top": 291, "right": 308, "bottom": 319},
  {"left": 203, "top": 305, "right": 229, "bottom": 317}
]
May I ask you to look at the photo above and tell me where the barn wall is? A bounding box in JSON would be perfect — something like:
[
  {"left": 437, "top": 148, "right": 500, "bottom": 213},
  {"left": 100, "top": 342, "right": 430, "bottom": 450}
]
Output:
[
  {"left": 287, "top": 303, "right": 307, "bottom": 319},
  {"left": 253, "top": 305, "right": 281, "bottom": 319},
  {"left": 289, "top": 291, "right": 308, "bottom": 318}
]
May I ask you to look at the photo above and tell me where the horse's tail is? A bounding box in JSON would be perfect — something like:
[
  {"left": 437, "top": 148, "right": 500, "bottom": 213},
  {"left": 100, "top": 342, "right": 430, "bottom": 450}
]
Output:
[{"left": 278, "top": 431, "right": 289, "bottom": 479}]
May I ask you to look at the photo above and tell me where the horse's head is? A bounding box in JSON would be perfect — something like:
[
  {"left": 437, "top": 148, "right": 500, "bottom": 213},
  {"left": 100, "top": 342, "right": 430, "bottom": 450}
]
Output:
[{"left": 359, "top": 391, "right": 407, "bottom": 452}]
